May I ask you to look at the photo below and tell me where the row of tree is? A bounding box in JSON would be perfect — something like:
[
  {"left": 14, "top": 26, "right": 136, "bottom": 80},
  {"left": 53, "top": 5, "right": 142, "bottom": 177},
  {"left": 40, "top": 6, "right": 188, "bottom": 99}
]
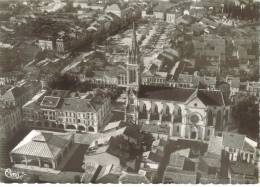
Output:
[{"left": 223, "top": 2, "right": 259, "bottom": 20}]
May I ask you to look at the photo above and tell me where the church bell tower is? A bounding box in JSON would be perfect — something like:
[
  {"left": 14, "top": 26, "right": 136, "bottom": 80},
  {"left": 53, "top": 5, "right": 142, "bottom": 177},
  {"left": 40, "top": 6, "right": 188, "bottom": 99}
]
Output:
[
  {"left": 124, "top": 22, "right": 141, "bottom": 124},
  {"left": 126, "top": 22, "right": 141, "bottom": 92}
]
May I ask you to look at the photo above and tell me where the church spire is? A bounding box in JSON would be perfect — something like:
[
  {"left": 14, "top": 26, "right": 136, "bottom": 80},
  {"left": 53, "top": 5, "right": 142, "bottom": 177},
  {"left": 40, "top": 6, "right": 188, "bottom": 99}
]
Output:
[{"left": 129, "top": 22, "right": 138, "bottom": 54}]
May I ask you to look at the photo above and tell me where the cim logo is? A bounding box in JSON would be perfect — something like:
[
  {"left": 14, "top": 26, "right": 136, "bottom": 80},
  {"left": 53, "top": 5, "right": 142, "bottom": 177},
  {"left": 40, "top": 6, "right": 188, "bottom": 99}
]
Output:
[{"left": 4, "top": 168, "right": 26, "bottom": 180}]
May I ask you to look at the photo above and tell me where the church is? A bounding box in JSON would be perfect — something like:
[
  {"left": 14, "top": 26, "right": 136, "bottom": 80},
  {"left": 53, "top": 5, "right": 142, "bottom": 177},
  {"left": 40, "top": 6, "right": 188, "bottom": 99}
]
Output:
[{"left": 124, "top": 23, "right": 230, "bottom": 141}]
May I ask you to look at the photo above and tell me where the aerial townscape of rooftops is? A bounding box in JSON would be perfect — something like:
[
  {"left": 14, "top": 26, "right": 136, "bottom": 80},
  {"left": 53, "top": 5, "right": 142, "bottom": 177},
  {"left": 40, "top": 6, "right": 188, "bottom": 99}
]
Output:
[{"left": 0, "top": 0, "right": 259, "bottom": 184}]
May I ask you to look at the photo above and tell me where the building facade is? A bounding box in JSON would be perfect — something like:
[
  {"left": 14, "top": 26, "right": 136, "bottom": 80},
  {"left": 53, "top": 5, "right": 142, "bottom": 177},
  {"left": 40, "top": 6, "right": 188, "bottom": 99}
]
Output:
[
  {"left": 0, "top": 106, "right": 22, "bottom": 139},
  {"left": 136, "top": 86, "right": 229, "bottom": 141},
  {"left": 0, "top": 81, "right": 40, "bottom": 107},
  {"left": 23, "top": 89, "right": 111, "bottom": 133},
  {"left": 124, "top": 24, "right": 230, "bottom": 141},
  {"left": 38, "top": 38, "right": 54, "bottom": 51},
  {"left": 166, "top": 12, "right": 175, "bottom": 24}
]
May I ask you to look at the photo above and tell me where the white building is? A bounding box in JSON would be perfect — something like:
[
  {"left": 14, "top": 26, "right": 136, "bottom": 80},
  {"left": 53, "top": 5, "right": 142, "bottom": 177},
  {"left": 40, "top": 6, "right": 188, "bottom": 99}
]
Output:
[
  {"left": 166, "top": 11, "right": 176, "bottom": 24},
  {"left": 135, "top": 86, "right": 229, "bottom": 141},
  {"left": 23, "top": 89, "right": 111, "bottom": 133},
  {"left": 222, "top": 132, "right": 257, "bottom": 164}
]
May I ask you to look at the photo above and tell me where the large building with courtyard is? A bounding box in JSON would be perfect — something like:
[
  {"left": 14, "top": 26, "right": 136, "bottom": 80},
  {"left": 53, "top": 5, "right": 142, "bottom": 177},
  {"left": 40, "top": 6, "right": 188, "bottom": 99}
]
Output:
[{"left": 22, "top": 89, "right": 111, "bottom": 133}]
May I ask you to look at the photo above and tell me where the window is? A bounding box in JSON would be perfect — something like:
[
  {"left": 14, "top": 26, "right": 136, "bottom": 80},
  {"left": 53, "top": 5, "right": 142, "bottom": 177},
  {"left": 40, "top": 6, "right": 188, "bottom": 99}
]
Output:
[
  {"left": 208, "top": 110, "right": 213, "bottom": 126},
  {"left": 154, "top": 105, "right": 158, "bottom": 114},
  {"left": 177, "top": 126, "right": 179, "bottom": 133},
  {"left": 216, "top": 110, "right": 222, "bottom": 130},
  {"left": 207, "top": 129, "right": 210, "bottom": 136},
  {"left": 88, "top": 126, "right": 94, "bottom": 132},
  {"left": 165, "top": 105, "right": 169, "bottom": 115},
  {"left": 190, "top": 114, "right": 199, "bottom": 123}
]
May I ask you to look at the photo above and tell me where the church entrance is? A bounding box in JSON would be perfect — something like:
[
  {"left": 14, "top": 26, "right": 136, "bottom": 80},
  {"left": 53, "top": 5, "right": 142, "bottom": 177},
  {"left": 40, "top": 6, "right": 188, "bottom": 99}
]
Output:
[
  {"left": 191, "top": 131, "right": 197, "bottom": 139},
  {"left": 190, "top": 126, "right": 198, "bottom": 139}
]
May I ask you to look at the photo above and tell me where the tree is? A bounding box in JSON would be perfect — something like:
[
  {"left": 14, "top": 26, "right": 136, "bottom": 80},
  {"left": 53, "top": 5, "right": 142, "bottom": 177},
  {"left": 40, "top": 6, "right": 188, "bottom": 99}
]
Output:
[
  {"left": 0, "top": 137, "right": 11, "bottom": 168},
  {"left": 141, "top": 132, "right": 154, "bottom": 151},
  {"left": 64, "top": 1, "right": 75, "bottom": 12},
  {"left": 74, "top": 175, "right": 81, "bottom": 183},
  {"left": 0, "top": 49, "right": 20, "bottom": 73},
  {"left": 232, "top": 96, "right": 259, "bottom": 140},
  {"left": 47, "top": 73, "right": 79, "bottom": 90}
]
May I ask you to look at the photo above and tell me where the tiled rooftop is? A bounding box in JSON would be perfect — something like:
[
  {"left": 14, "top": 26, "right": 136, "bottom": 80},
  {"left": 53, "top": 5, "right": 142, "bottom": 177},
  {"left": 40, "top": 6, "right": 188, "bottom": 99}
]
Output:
[
  {"left": 138, "top": 85, "right": 225, "bottom": 106},
  {"left": 11, "top": 130, "right": 73, "bottom": 159}
]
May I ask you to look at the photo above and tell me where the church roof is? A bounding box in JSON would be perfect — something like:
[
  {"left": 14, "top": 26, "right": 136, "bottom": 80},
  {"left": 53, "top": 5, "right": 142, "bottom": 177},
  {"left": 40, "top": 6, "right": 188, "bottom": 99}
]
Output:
[
  {"left": 138, "top": 85, "right": 225, "bottom": 106},
  {"left": 138, "top": 85, "right": 194, "bottom": 102}
]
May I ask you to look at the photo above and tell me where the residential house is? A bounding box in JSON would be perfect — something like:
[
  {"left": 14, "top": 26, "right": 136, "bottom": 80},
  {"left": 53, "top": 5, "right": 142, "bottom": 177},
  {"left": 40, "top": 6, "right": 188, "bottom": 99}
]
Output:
[
  {"left": 162, "top": 140, "right": 210, "bottom": 184},
  {"left": 84, "top": 136, "right": 133, "bottom": 170},
  {"left": 72, "top": 0, "right": 105, "bottom": 10},
  {"left": 168, "top": 149, "right": 194, "bottom": 170},
  {"left": 197, "top": 152, "right": 221, "bottom": 184},
  {"left": 209, "top": 132, "right": 258, "bottom": 165},
  {"left": 198, "top": 75, "right": 217, "bottom": 89},
  {"left": 84, "top": 125, "right": 141, "bottom": 172},
  {"left": 94, "top": 164, "right": 121, "bottom": 183},
  {"left": 90, "top": 125, "right": 141, "bottom": 149},
  {"left": 163, "top": 167, "right": 197, "bottom": 184},
  {"left": 105, "top": 3, "right": 124, "bottom": 18},
  {"left": 229, "top": 161, "right": 257, "bottom": 184},
  {"left": 177, "top": 73, "right": 217, "bottom": 89},
  {"left": 69, "top": 64, "right": 127, "bottom": 87},
  {"left": 190, "top": 0, "right": 224, "bottom": 13},
  {"left": 119, "top": 172, "right": 150, "bottom": 184},
  {"left": 246, "top": 81, "right": 260, "bottom": 97},
  {"left": 81, "top": 162, "right": 101, "bottom": 183},
  {"left": 105, "top": 3, "right": 140, "bottom": 27},
  {"left": 177, "top": 73, "right": 197, "bottom": 88},
  {"left": 176, "top": 14, "right": 197, "bottom": 25},
  {"left": 192, "top": 34, "right": 226, "bottom": 62},
  {"left": 0, "top": 81, "right": 40, "bottom": 107},
  {"left": 158, "top": 48, "right": 180, "bottom": 63},
  {"left": 140, "top": 123, "right": 169, "bottom": 140},
  {"left": 153, "top": 2, "right": 173, "bottom": 21},
  {"left": 151, "top": 138, "right": 167, "bottom": 158},
  {"left": 0, "top": 106, "right": 22, "bottom": 139},
  {"left": 163, "top": 149, "right": 197, "bottom": 184},
  {"left": 141, "top": 64, "right": 168, "bottom": 86},
  {"left": 233, "top": 39, "right": 258, "bottom": 62},
  {"left": 199, "top": 17, "right": 219, "bottom": 30},
  {"left": 102, "top": 120, "right": 125, "bottom": 132},
  {"left": 139, "top": 150, "right": 161, "bottom": 181},
  {"left": 166, "top": 8, "right": 178, "bottom": 24},
  {"left": 226, "top": 76, "right": 240, "bottom": 98},
  {"left": 0, "top": 71, "right": 24, "bottom": 86},
  {"left": 222, "top": 132, "right": 257, "bottom": 164},
  {"left": 38, "top": 37, "right": 55, "bottom": 51}
]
